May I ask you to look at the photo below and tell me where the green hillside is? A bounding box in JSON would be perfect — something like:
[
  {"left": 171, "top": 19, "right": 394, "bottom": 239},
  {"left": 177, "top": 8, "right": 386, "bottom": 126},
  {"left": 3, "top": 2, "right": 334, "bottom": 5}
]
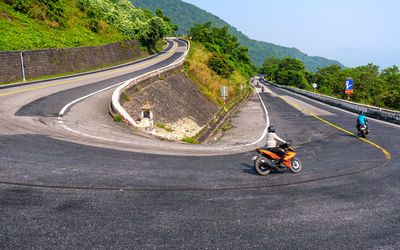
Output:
[
  {"left": 130, "top": 0, "right": 344, "bottom": 72},
  {"left": 0, "top": 0, "right": 175, "bottom": 50},
  {"left": 0, "top": 0, "right": 125, "bottom": 50}
]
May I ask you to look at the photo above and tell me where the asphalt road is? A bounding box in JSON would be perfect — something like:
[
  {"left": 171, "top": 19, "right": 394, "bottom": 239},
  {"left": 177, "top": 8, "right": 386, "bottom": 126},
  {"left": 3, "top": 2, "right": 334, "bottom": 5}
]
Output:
[{"left": 1, "top": 39, "right": 400, "bottom": 249}]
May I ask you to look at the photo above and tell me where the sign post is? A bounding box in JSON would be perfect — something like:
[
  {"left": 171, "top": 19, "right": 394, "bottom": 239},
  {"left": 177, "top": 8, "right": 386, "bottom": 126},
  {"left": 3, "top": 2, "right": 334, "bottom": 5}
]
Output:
[
  {"left": 345, "top": 77, "right": 353, "bottom": 101},
  {"left": 221, "top": 86, "right": 228, "bottom": 111},
  {"left": 312, "top": 83, "right": 317, "bottom": 93}
]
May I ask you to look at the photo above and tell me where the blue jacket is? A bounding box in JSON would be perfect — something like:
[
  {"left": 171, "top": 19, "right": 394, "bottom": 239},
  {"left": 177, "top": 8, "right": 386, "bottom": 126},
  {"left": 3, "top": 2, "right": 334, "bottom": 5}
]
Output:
[{"left": 357, "top": 114, "right": 367, "bottom": 125}]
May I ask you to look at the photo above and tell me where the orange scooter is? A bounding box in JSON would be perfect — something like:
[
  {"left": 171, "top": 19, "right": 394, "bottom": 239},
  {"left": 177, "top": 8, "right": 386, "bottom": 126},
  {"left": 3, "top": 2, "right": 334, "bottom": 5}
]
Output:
[{"left": 252, "top": 142, "right": 302, "bottom": 176}]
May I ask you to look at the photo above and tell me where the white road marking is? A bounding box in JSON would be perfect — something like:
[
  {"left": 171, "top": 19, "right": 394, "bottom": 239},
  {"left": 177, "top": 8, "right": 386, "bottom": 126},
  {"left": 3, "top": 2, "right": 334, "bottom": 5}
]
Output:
[
  {"left": 57, "top": 78, "right": 270, "bottom": 151},
  {"left": 59, "top": 81, "right": 124, "bottom": 117},
  {"left": 274, "top": 84, "right": 400, "bottom": 128}
]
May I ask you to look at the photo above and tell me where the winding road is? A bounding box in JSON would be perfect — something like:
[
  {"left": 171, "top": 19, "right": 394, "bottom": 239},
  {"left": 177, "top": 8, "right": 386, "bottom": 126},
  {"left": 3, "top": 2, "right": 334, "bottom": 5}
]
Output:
[{"left": 1, "top": 38, "right": 400, "bottom": 249}]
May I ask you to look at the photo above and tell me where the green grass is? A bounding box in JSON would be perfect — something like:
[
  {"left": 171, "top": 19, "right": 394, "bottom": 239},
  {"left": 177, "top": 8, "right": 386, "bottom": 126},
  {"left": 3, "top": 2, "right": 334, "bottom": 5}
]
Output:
[
  {"left": 0, "top": 1, "right": 128, "bottom": 51},
  {"left": 224, "top": 85, "right": 251, "bottom": 111},
  {"left": 182, "top": 137, "right": 198, "bottom": 144},
  {"left": 157, "top": 123, "right": 165, "bottom": 129},
  {"left": 185, "top": 41, "right": 251, "bottom": 107},
  {"left": 157, "top": 123, "right": 174, "bottom": 132}
]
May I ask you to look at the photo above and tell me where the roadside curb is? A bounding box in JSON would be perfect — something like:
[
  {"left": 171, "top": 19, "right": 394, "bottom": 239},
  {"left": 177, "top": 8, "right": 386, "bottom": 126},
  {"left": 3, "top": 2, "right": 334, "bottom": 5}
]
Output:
[{"left": 197, "top": 86, "right": 253, "bottom": 143}]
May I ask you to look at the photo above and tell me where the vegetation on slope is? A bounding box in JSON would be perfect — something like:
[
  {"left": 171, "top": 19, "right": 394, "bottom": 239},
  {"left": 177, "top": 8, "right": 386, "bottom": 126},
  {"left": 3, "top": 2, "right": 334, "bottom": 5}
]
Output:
[
  {"left": 0, "top": 0, "right": 125, "bottom": 50},
  {"left": 261, "top": 56, "right": 400, "bottom": 111},
  {"left": 185, "top": 22, "right": 254, "bottom": 106},
  {"left": 129, "top": 0, "right": 343, "bottom": 72},
  {"left": 0, "top": 0, "right": 176, "bottom": 50}
]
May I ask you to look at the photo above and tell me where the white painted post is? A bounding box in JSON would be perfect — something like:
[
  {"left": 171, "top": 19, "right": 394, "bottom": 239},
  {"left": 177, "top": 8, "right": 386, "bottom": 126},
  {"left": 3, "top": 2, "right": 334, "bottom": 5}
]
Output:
[{"left": 20, "top": 51, "right": 26, "bottom": 81}]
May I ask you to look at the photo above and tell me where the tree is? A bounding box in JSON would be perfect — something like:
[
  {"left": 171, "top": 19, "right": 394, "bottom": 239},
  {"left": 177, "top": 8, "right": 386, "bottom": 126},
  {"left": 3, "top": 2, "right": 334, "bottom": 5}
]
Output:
[
  {"left": 189, "top": 21, "right": 255, "bottom": 78},
  {"left": 271, "top": 57, "right": 311, "bottom": 89},
  {"left": 262, "top": 56, "right": 280, "bottom": 68},
  {"left": 316, "top": 64, "right": 342, "bottom": 75},
  {"left": 380, "top": 65, "right": 400, "bottom": 109},
  {"left": 279, "top": 57, "right": 305, "bottom": 71},
  {"left": 260, "top": 56, "right": 280, "bottom": 79},
  {"left": 310, "top": 63, "right": 399, "bottom": 110},
  {"left": 188, "top": 22, "right": 213, "bottom": 44},
  {"left": 207, "top": 53, "right": 234, "bottom": 78}
]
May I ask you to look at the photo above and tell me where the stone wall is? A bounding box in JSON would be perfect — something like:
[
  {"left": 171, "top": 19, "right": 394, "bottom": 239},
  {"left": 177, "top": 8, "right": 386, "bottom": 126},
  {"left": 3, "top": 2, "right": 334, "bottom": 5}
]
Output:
[{"left": 0, "top": 40, "right": 140, "bottom": 83}]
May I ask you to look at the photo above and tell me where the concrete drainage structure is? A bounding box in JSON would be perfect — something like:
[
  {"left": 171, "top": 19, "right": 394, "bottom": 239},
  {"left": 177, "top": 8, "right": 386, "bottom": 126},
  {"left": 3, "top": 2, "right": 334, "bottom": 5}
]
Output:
[{"left": 110, "top": 38, "right": 190, "bottom": 140}]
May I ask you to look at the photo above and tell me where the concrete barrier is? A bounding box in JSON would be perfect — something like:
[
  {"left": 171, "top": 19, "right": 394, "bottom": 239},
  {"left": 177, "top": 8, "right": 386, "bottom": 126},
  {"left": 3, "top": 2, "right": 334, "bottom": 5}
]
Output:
[{"left": 266, "top": 81, "right": 400, "bottom": 125}]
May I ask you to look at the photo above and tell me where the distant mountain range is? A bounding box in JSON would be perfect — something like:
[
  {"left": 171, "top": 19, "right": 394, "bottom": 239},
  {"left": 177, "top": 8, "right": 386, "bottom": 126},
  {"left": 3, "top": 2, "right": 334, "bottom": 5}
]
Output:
[{"left": 130, "top": 0, "right": 344, "bottom": 72}]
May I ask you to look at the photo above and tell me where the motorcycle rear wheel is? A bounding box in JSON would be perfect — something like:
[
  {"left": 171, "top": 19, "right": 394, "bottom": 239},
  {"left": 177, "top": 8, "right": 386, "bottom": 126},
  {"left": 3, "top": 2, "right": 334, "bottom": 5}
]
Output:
[
  {"left": 289, "top": 157, "right": 302, "bottom": 173},
  {"left": 254, "top": 156, "right": 271, "bottom": 176}
]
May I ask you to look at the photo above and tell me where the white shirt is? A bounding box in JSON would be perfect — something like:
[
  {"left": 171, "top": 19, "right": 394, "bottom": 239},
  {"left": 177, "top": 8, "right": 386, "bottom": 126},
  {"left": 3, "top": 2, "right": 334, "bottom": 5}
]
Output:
[{"left": 266, "top": 132, "right": 286, "bottom": 148}]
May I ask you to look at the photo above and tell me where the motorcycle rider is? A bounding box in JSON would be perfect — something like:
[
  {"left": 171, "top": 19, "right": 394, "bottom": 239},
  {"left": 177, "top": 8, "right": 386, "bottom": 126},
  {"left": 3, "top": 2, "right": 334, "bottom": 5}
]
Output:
[
  {"left": 356, "top": 111, "right": 368, "bottom": 132},
  {"left": 266, "top": 125, "right": 288, "bottom": 165}
]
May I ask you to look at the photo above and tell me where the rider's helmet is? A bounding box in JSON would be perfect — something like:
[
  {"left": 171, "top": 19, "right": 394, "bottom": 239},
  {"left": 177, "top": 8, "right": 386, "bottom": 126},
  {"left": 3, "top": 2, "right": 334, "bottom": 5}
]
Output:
[
  {"left": 267, "top": 125, "right": 276, "bottom": 133},
  {"left": 359, "top": 111, "right": 364, "bottom": 115}
]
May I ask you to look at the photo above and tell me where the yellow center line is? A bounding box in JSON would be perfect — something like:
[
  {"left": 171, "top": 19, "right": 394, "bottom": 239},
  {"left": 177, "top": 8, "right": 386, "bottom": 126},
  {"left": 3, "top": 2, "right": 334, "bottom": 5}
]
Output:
[
  {"left": 0, "top": 40, "right": 178, "bottom": 96},
  {"left": 279, "top": 95, "right": 391, "bottom": 161}
]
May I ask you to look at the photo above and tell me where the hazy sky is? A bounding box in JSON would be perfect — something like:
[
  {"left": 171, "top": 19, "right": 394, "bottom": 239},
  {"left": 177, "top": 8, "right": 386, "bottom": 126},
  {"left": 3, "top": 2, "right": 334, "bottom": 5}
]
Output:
[{"left": 183, "top": 0, "right": 400, "bottom": 69}]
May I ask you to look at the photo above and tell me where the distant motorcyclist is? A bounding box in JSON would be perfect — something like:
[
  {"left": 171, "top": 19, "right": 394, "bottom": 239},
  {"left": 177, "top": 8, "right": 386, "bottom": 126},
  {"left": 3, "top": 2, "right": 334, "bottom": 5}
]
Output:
[
  {"left": 356, "top": 111, "right": 368, "bottom": 132},
  {"left": 266, "top": 125, "right": 288, "bottom": 164}
]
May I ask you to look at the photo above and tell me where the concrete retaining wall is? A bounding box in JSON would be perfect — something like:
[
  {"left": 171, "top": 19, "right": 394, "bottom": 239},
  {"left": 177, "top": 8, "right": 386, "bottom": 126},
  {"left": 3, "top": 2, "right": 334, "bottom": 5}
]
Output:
[
  {"left": 0, "top": 40, "right": 140, "bottom": 83},
  {"left": 267, "top": 81, "right": 400, "bottom": 125},
  {"left": 111, "top": 38, "right": 190, "bottom": 130}
]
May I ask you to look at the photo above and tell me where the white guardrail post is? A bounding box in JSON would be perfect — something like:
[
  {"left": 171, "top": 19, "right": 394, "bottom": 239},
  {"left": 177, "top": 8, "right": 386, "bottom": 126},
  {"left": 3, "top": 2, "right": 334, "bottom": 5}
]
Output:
[{"left": 111, "top": 37, "right": 190, "bottom": 128}]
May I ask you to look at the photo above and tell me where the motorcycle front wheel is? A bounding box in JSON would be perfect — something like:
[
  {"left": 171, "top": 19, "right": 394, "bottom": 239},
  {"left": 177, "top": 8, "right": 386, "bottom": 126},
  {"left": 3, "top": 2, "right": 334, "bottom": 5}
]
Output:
[
  {"left": 254, "top": 156, "right": 271, "bottom": 176},
  {"left": 289, "top": 157, "right": 302, "bottom": 173}
]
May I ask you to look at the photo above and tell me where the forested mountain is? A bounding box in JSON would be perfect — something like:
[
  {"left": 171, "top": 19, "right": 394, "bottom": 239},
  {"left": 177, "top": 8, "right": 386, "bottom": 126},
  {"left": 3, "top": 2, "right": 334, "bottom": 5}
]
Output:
[{"left": 130, "top": 0, "right": 344, "bottom": 72}]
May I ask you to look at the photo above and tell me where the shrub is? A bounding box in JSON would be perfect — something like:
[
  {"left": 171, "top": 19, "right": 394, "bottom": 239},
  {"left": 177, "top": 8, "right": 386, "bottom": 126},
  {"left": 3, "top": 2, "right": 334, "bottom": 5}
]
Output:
[
  {"left": 114, "top": 114, "right": 122, "bottom": 122},
  {"left": 10, "top": 0, "right": 67, "bottom": 26},
  {"left": 222, "top": 122, "right": 234, "bottom": 131},
  {"left": 76, "top": 0, "right": 175, "bottom": 46},
  {"left": 182, "top": 137, "right": 198, "bottom": 144},
  {"left": 207, "top": 53, "right": 234, "bottom": 78},
  {"left": 123, "top": 92, "right": 131, "bottom": 101}
]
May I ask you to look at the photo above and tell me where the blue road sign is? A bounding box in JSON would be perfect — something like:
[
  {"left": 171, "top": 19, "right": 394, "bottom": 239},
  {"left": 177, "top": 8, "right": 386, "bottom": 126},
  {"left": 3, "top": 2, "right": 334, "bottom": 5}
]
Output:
[{"left": 345, "top": 79, "right": 353, "bottom": 93}]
